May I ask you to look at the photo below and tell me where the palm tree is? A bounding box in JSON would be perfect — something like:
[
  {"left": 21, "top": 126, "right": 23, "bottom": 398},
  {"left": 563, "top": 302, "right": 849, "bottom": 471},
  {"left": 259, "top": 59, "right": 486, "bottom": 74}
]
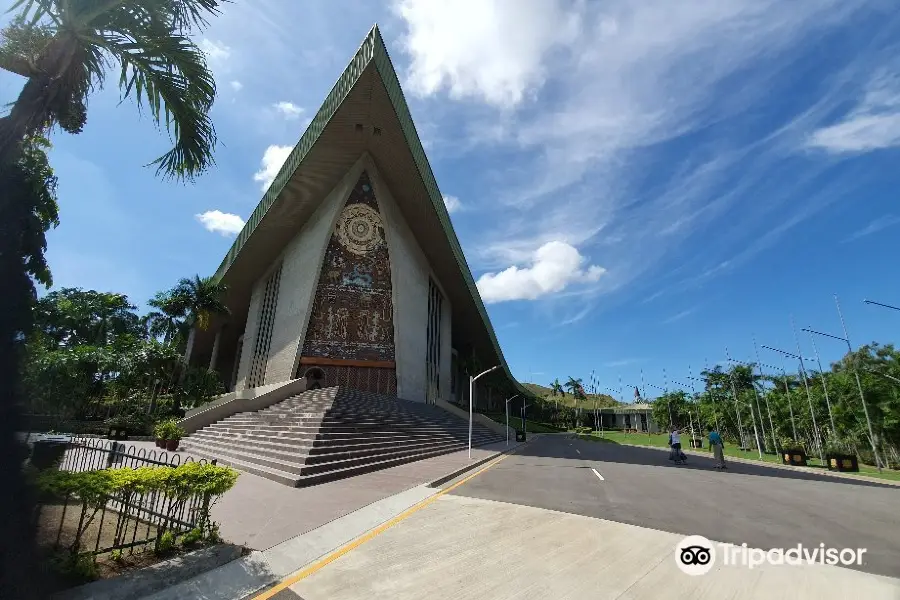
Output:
[
  {"left": 549, "top": 378, "right": 564, "bottom": 409},
  {"left": 146, "top": 275, "right": 228, "bottom": 344},
  {"left": 0, "top": 1, "right": 223, "bottom": 175},
  {"left": 565, "top": 376, "right": 583, "bottom": 399},
  {"left": 174, "top": 274, "right": 229, "bottom": 331}
]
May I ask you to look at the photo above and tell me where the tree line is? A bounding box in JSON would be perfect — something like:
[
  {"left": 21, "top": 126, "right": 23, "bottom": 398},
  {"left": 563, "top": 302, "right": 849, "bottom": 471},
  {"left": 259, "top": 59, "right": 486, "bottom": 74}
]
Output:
[
  {"left": 21, "top": 279, "right": 230, "bottom": 431},
  {"left": 648, "top": 348, "right": 900, "bottom": 469}
]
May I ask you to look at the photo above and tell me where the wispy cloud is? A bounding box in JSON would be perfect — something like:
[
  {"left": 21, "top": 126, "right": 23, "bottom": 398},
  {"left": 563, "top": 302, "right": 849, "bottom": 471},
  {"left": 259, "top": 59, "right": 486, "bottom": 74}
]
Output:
[
  {"left": 807, "top": 63, "right": 900, "bottom": 154},
  {"left": 273, "top": 101, "right": 305, "bottom": 119},
  {"left": 395, "top": 0, "right": 879, "bottom": 307},
  {"left": 663, "top": 308, "right": 696, "bottom": 324},
  {"left": 603, "top": 358, "right": 642, "bottom": 368},
  {"left": 842, "top": 214, "right": 900, "bottom": 242}
]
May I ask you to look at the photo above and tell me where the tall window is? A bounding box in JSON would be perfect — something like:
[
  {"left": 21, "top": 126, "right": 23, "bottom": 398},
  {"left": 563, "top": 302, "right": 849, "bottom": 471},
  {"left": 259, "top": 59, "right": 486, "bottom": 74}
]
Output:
[
  {"left": 248, "top": 264, "right": 282, "bottom": 388},
  {"left": 425, "top": 278, "right": 443, "bottom": 404}
]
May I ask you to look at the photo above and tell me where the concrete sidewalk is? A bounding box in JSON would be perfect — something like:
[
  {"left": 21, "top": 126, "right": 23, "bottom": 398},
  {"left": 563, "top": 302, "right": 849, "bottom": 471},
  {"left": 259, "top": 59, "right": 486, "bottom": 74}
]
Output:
[
  {"left": 139, "top": 439, "right": 529, "bottom": 599},
  {"left": 213, "top": 438, "right": 527, "bottom": 550},
  {"left": 286, "top": 493, "right": 900, "bottom": 600}
]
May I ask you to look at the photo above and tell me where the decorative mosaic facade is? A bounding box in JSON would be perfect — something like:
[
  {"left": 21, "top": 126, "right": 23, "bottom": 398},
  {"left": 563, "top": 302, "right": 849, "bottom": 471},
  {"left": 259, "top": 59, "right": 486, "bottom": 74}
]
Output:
[{"left": 299, "top": 172, "right": 397, "bottom": 393}]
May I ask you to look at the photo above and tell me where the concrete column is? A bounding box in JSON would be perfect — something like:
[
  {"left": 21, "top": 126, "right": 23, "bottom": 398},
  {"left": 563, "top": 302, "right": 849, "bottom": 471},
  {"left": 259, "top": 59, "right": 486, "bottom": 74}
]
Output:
[
  {"left": 182, "top": 327, "right": 196, "bottom": 366},
  {"left": 209, "top": 327, "right": 223, "bottom": 371}
]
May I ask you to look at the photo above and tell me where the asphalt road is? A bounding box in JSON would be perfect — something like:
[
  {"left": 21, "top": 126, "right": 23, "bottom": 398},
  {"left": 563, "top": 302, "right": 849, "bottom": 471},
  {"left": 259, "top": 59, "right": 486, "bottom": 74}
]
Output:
[{"left": 447, "top": 434, "right": 900, "bottom": 578}]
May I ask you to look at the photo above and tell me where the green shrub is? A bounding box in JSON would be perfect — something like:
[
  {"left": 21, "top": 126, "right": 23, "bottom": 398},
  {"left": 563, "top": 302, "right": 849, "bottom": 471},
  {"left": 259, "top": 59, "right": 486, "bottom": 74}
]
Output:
[
  {"left": 35, "top": 463, "right": 239, "bottom": 554},
  {"left": 155, "top": 530, "right": 176, "bottom": 555},
  {"left": 824, "top": 438, "right": 853, "bottom": 456},
  {"left": 780, "top": 437, "right": 804, "bottom": 451},
  {"left": 154, "top": 419, "right": 184, "bottom": 441},
  {"left": 51, "top": 552, "right": 99, "bottom": 582}
]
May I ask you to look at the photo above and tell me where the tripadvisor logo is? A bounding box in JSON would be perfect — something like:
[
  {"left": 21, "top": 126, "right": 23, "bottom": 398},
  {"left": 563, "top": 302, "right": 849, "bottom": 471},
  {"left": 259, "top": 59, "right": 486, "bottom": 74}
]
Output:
[{"left": 675, "top": 535, "right": 868, "bottom": 575}]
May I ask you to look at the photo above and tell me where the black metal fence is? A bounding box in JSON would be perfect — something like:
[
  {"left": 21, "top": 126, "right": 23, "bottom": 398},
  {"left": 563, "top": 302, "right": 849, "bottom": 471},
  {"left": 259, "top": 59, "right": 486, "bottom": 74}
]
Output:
[
  {"left": 58, "top": 437, "right": 211, "bottom": 472},
  {"left": 35, "top": 439, "right": 217, "bottom": 558}
]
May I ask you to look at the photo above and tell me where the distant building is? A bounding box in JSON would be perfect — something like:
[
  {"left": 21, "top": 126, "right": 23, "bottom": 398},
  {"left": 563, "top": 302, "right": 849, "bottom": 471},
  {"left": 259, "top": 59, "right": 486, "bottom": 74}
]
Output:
[{"left": 597, "top": 403, "right": 658, "bottom": 433}]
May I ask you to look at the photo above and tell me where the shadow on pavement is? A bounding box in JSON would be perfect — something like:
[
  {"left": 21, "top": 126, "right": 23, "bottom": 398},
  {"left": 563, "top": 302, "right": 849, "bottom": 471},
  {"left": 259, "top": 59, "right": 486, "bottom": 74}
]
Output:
[{"left": 515, "top": 435, "right": 900, "bottom": 490}]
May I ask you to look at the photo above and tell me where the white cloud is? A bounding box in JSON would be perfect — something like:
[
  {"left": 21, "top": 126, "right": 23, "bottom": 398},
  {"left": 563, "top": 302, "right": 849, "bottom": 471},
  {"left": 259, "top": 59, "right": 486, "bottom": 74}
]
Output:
[
  {"left": 395, "top": 0, "right": 869, "bottom": 300},
  {"left": 199, "top": 39, "right": 231, "bottom": 64},
  {"left": 394, "top": 0, "right": 581, "bottom": 108},
  {"left": 195, "top": 210, "right": 245, "bottom": 236},
  {"left": 230, "top": 80, "right": 243, "bottom": 91},
  {"left": 476, "top": 241, "right": 605, "bottom": 303},
  {"left": 253, "top": 145, "right": 293, "bottom": 191},
  {"left": 273, "top": 101, "right": 305, "bottom": 119},
  {"left": 442, "top": 194, "right": 462, "bottom": 213},
  {"left": 807, "top": 67, "right": 900, "bottom": 153},
  {"left": 843, "top": 214, "right": 900, "bottom": 243}
]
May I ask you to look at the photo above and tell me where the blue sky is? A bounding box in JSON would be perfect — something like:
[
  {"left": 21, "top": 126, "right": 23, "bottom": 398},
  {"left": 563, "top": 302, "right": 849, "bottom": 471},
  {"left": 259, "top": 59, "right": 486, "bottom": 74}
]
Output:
[{"left": 2, "top": 0, "right": 900, "bottom": 399}]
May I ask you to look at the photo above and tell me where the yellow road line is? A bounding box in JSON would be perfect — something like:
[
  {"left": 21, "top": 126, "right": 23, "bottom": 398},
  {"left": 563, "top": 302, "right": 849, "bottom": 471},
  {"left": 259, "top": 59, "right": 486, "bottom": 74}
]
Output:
[{"left": 252, "top": 452, "right": 513, "bottom": 599}]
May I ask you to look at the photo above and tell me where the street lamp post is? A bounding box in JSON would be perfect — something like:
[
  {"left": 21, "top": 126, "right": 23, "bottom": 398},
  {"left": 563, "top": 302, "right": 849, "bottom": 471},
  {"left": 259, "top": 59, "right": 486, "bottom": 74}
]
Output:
[
  {"left": 469, "top": 365, "right": 499, "bottom": 458},
  {"left": 505, "top": 394, "right": 519, "bottom": 446},
  {"left": 753, "top": 337, "right": 784, "bottom": 454},
  {"left": 801, "top": 318, "right": 883, "bottom": 472},
  {"left": 726, "top": 347, "right": 763, "bottom": 458},
  {"left": 761, "top": 344, "right": 823, "bottom": 461},
  {"left": 806, "top": 332, "right": 837, "bottom": 438},
  {"left": 864, "top": 299, "right": 900, "bottom": 312}
]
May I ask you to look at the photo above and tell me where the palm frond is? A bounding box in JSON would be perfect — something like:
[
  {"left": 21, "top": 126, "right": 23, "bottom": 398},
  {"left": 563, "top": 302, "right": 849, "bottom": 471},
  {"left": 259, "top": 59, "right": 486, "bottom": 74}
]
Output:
[{"left": 88, "top": 22, "right": 216, "bottom": 179}]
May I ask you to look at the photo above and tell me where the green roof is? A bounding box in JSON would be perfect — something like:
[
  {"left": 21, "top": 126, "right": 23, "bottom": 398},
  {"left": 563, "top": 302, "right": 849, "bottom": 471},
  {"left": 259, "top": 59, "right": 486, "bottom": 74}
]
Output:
[{"left": 214, "top": 25, "right": 528, "bottom": 397}]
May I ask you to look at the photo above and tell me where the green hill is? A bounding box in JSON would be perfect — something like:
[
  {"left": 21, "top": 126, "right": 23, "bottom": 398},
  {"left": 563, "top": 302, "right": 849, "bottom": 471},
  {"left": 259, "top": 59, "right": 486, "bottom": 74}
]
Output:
[{"left": 523, "top": 382, "right": 620, "bottom": 409}]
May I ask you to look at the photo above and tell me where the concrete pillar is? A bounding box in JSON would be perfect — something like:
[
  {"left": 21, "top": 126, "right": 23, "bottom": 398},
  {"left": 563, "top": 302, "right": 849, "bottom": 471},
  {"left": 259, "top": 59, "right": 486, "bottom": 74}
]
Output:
[
  {"left": 209, "top": 327, "right": 223, "bottom": 372},
  {"left": 183, "top": 327, "right": 196, "bottom": 366}
]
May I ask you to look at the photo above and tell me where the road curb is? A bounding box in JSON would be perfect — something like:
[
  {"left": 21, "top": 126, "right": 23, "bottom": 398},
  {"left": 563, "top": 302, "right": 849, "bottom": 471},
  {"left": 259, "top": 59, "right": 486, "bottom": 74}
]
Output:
[
  {"left": 427, "top": 437, "right": 534, "bottom": 488},
  {"left": 611, "top": 440, "right": 900, "bottom": 486}
]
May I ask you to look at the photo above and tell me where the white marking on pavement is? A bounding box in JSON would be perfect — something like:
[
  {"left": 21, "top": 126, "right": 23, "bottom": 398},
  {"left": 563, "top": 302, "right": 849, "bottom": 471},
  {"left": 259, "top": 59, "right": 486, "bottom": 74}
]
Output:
[
  {"left": 576, "top": 449, "right": 581, "bottom": 455},
  {"left": 591, "top": 468, "right": 605, "bottom": 481}
]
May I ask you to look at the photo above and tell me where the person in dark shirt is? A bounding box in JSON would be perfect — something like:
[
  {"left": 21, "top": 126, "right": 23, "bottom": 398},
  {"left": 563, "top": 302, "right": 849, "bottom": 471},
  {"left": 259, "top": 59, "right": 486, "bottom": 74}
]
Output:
[{"left": 709, "top": 428, "right": 727, "bottom": 469}]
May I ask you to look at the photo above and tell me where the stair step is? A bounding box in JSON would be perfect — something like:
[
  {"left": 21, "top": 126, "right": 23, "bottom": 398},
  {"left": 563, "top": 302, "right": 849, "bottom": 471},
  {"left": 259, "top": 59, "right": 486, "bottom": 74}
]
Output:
[{"left": 183, "top": 385, "right": 505, "bottom": 487}]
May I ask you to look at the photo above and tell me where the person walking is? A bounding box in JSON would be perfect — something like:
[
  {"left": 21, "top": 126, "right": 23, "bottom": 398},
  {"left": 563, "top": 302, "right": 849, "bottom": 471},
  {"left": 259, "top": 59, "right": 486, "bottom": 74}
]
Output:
[
  {"left": 709, "top": 427, "right": 727, "bottom": 469},
  {"left": 668, "top": 428, "right": 684, "bottom": 465}
]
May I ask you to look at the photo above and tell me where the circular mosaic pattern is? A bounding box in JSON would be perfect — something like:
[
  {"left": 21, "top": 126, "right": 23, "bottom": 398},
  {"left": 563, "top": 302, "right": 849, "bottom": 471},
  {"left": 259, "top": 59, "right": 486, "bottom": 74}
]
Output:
[{"left": 336, "top": 204, "right": 384, "bottom": 255}]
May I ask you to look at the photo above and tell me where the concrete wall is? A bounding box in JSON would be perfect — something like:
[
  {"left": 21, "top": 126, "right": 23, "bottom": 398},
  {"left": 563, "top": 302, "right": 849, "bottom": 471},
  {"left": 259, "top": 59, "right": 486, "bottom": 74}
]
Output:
[
  {"left": 263, "top": 159, "right": 367, "bottom": 385},
  {"left": 438, "top": 280, "right": 453, "bottom": 404},
  {"left": 179, "top": 378, "right": 307, "bottom": 435},
  {"left": 234, "top": 281, "right": 264, "bottom": 391},
  {"left": 368, "top": 157, "right": 442, "bottom": 403}
]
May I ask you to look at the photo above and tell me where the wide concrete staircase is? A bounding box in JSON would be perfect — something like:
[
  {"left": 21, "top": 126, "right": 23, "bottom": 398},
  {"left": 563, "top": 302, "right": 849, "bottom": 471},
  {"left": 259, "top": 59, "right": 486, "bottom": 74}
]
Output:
[{"left": 181, "top": 386, "right": 505, "bottom": 487}]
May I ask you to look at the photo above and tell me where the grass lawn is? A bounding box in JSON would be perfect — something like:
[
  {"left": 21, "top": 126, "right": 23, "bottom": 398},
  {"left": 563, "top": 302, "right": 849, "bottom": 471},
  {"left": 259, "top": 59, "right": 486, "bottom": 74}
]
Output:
[{"left": 578, "top": 430, "right": 900, "bottom": 482}]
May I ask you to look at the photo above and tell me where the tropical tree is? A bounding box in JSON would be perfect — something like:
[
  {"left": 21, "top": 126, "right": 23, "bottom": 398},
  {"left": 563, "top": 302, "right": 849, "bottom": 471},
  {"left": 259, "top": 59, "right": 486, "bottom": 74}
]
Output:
[
  {"left": 174, "top": 274, "right": 230, "bottom": 331},
  {"left": 549, "top": 378, "right": 564, "bottom": 397},
  {"left": 0, "top": 1, "right": 223, "bottom": 173},
  {"left": 564, "top": 376, "right": 583, "bottom": 399},
  {"left": 146, "top": 274, "right": 229, "bottom": 348}
]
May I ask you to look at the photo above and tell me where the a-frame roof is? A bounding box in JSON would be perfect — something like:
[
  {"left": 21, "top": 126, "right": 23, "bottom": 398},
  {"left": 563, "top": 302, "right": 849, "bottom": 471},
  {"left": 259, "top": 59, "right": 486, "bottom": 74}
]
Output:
[{"left": 212, "top": 25, "right": 526, "bottom": 398}]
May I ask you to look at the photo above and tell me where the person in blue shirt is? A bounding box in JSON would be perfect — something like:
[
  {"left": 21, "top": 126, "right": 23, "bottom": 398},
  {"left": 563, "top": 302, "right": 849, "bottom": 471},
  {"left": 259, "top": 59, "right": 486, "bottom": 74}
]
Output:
[{"left": 709, "top": 428, "right": 727, "bottom": 469}]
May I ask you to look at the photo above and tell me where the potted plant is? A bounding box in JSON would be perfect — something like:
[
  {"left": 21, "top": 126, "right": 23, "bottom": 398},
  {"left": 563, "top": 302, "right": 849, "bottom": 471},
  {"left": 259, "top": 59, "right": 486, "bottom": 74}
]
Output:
[
  {"left": 156, "top": 419, "right": 185, "bottom": 451},
  {"left": 154, "top": 421, "right": 167, "bottom": 448},
  {"left": 780, "top": 437, "right": 807, "bottom": 466},
  {"left": 824, "top": 438, "right": 859, "bottom": 473}
]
